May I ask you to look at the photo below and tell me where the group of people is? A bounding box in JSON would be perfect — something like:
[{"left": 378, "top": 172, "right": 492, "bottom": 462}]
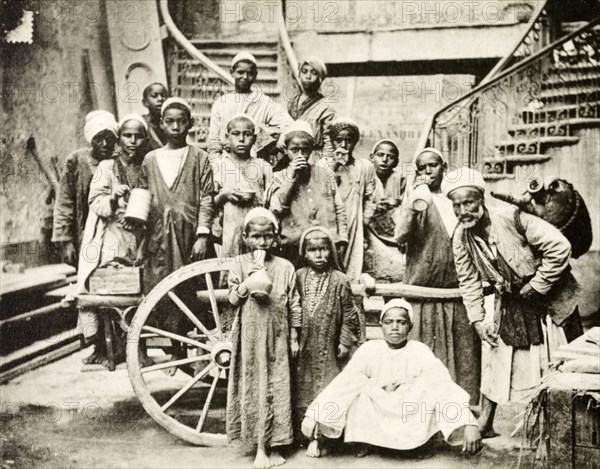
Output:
[{"left": 51, "top": 51, "right": 583, "bottom": 468}]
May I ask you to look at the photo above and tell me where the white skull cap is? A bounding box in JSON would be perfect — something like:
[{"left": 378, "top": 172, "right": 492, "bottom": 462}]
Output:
[{"left": 380, "top": 298, "right": 414, "bottom": 322}]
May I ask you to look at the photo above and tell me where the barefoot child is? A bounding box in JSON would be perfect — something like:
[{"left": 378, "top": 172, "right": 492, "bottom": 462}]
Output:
[
  {"left": 267, "top": 120, "right": 348, "bottom": 266},
  {"left": 295, "top": 226, "right": 359, "bottom": 456},
  {"left": 142, "top": 82, "right": 168, "bottom": 150},
  {"left": 77, "top": 114, "right": 149, "bottom": 366},
  {"left": 227, "top": 208, "right": 301, "bottom": 468},
  {"left": 212, "top": 114, "right": 272, "bottom": 259}
]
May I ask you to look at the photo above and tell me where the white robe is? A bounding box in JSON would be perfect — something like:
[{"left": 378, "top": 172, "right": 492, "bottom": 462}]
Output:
[{"left": 304, "top": 340, "right": 477, "bottom": 450}]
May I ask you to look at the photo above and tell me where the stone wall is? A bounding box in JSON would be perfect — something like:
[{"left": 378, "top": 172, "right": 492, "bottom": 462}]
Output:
[{"left": 1, "top": 1, "right": 116, "bottom": 254}]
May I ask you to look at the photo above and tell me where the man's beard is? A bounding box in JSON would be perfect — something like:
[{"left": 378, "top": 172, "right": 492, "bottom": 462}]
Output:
[{"left": 459, "top": 205, "right": 484, "bottom": 228}]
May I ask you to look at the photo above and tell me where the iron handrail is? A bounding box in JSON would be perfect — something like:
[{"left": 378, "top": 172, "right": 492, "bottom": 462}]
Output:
[
  {"left": 413, "top": 0, "right": 551, "bottom": 157},
  {"left": 427, "top": 16, "right": 600, "bottom": 144},
  {"left": 481, "top": 0, "right": 551, "bottom": 84},
  {"left": 159, "top": 0, "right": 234, "bottom": 86}
]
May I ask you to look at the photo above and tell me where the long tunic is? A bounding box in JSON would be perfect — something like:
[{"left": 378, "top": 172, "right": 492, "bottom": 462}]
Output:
[
  {"left": 227, "top": 255, "right": 301, "bottom": 448},
  {"left": 304, "top": 340, "right": 477, "bottom": 450},
  {"left": 52, "top": 147, "right": 104, "bottom": 253},
  {"left": 211, "top": 155, "right": 272, "bottom": 258},
  {"left": 295, "top": 267, "right": 359, "bottom": 420},
  {"left": 267, "top": 160, "right": 348, "bottom": 259},
  {"left": 365, "top": 171, "right": 406, "bottom": 283},
  {"left": 207, "top": 90, "right": 292, "bottom": 160},
  {"left": 395, "top": 198, "right": 480, "bottom": 405},
  {"left": 334, "top": 158, "right": 377, "bottom": 282},
  {"left": 287, "top": 91, "right": 335, "bottom": 161},
  {"left": 77, "top": 157, "right": 142, "bottom": 292},
  {"left": 139, "top": 144, "right": 214, "bottom": 293}
]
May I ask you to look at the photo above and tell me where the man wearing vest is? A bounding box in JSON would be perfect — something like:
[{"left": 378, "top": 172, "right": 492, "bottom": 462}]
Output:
[{"left": 444, "top": 168, "right": 582, "bottom": 438}]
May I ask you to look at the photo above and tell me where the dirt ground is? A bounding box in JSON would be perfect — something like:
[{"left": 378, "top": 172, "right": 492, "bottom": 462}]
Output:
[{"left": 0, "top": 350, "right": 526, "bottom": 469}]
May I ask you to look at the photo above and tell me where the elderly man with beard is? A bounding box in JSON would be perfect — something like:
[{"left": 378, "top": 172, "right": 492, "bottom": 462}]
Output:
[{"left": 444, "top": 168, "right": 582, "bottom": 437}]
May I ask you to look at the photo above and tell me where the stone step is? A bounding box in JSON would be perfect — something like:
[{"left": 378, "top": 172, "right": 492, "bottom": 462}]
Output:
[
  {"left": 190, "top": 39, "right": 278, "bottom": 50},
  {"left": 209, "top": 57, "right": 279, "bottom": 71},
  {"left": 178, "top": 67, "right": 280, "bottom": 85},
  {"left": 198, "top": 48, "right": 278, "bottom": 60},
  {"left": 549, "top": 62, "right": 600, "bottom": 73},
  {"left": 484, "top": 154, "right": 551, "bottom": 164},
  {"left": 540, "top": 86, "right": 600, "bottom": 100},
  {"left": 509, "top": 118, "right": 600, "bottom": 137},
  {"left": 495, "top": 136, "right": 580, "bottom": 151},
  {"left": 520, "top": 101, "right": 600, "bottom": 122},
  {"left": 542, "top": 72, "right": 600, "bottom": 88}
]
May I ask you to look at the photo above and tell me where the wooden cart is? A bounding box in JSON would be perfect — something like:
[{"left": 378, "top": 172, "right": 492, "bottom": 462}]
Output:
[{"left": 74, "top": 258, "right": 472, "bottom": 446}]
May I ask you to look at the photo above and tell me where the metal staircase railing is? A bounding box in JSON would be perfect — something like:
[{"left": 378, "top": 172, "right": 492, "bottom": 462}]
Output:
[
  {"left": 160, "top": 0, "right": 301, "bottom": 144},
  {"left": 419, "top": 16, "right": 600, "bottom": 180},
  {"left": 414, "top": 0, "right": 554, "bottom": 159},
  {"left": 160, "top": 0, "right": 234, "bottom": 143},
  {"left": 481, "top": 2, "right": 554, "bottom": 84}
]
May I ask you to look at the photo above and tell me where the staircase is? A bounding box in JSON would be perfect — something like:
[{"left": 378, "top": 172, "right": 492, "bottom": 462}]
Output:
[
  {"left": 168, "top": 39, "right": 282, "bottom": 145},
  {"left": 425, "top": 17, "right": 600, "bottom": 181}
]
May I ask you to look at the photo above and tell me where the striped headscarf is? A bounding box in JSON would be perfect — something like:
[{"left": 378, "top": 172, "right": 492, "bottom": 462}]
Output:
[{"left": 329, "top": 117, "right": 360, "bottom": 142}]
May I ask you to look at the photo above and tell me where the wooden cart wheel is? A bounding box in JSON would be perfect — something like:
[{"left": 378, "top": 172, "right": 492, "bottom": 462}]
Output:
[{"left": 126, "top": 258, "right": 236, "bottom": 446}]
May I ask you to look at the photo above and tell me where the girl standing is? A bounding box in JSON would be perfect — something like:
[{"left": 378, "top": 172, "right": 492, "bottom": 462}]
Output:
[
  {"left": 227, "top": 208, "right": 301, "bottom": 469},
  {"left": 295, "top": 226, "right": 359, "bottom": 456}
]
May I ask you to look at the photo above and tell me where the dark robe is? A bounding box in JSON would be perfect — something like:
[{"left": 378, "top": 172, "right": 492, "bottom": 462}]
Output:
[
  {"left": 396, "top": 201, "right": 481, "bottom": 405},
  {"left": 139, "top": 144, "right": 214, "bottom": 293},
  {"left": 295, "top": 267, "right": 359, "bottom": 427},
  {"left": 52, "top": 147, "right": 105, "bottom": 256},
  {"left": 142, "top": 114, "right": 167, "bottom": 151}
]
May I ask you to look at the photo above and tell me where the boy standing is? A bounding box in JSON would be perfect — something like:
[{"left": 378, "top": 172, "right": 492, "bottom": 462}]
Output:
[
  {"left": 212, "top": 114, "right": 273, "bottom": 259},
  {"left": 267, "top": 120, "right": 348, "bottom": 265},
  {"left": 141, "top": 82, "right": 168, "bottom": 150},
  {"left": 138, "top": 97, "right": 214, "bottom": 292},
  {"left": 227, "top": 208, "right": 300, "bottom": 469},
  {"left": 364, "top": 139, "right": 406, "bottom": 284},
  {"left": 52, "top": 110, "right": 119, "bottom": 266},
  {"left": 207, "top": 52, "right": 292, "bottom": 162}
]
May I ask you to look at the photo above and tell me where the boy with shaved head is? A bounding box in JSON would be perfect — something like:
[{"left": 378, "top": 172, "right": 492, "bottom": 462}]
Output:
[
  {"left": 212, "top": 114, "right": 272, "bottom": 259},
  {"left": 207, "top": 52, "right": 292, "bottom": 161}
]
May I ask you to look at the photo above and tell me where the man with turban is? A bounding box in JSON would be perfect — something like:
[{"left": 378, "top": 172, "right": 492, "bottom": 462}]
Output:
[
  {"left": 301, "top": 299, "right": 482, "bottom": 458},
  {"left": 445, "top": 168, "right": 582, "bottom": 437},
  {"left": 287, "top": 56, "right": 336, "bottom": 162},
  {"left": 207, "top": 51, "right": 292, "bottom": 163},
  {"left": 52, "top": 110, "right": 119, "bottom": 265},
  {"left": 395, "top": 148, "right": 481, "bottom": 409},
  {"left": 328, "top": 118, "right": 377, "bottom": 284}
]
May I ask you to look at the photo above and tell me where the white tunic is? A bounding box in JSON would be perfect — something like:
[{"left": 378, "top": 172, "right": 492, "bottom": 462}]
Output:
[{"left": 304, "top": 340, "right": 477, "bottom": 450}]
